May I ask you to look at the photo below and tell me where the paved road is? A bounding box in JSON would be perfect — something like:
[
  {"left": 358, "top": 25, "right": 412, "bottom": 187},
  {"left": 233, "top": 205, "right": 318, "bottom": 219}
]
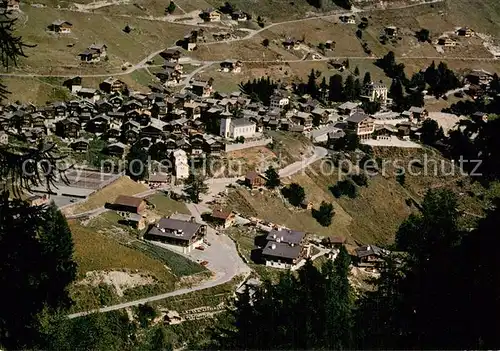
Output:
[
  {"left": 279, "top": 146, "right": 328, "bottom": 178},
  {"left": 67, "top": 145, "right": 328, "bottom": 318}
]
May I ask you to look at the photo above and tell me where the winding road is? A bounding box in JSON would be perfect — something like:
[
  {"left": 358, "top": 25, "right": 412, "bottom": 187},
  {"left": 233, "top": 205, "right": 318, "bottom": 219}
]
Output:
[
  {"left": 67, "top": 146, "right": 327, "bottom": 318},
  {"left": 3, "top": 0, "right": 495, "bottom": 82}
]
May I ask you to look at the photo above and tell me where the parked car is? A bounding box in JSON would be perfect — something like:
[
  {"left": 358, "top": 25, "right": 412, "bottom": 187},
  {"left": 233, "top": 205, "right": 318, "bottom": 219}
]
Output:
[
  {"left": 196, "top": 246, "right": 205, "bottom": 251},
  {"left": 200, "top": 260, "right": 209, "bottom": 266}
]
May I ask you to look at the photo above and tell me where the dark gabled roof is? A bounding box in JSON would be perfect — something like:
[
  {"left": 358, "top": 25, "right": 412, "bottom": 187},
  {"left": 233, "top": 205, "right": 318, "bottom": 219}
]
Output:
[
  {"left": 347, "top": 112, "right": 370, "bottom": 123},
  {"left": 113, "top": 195, "right": 144, "bottom": 208},
  {"left": 147, "top": 218, "right": 202, "bottom": 241},
  {"left": 262, "top": 241, "right": 301, "bottom": 260},
  {"left": 355, "top": 244, "right": 386, "bottom": 258},
  {"left": 212, "top": 208, "right": 233, "bottom": 220},
  {"left": 266, "top": 229, "right": 305, "bottom": 245}
]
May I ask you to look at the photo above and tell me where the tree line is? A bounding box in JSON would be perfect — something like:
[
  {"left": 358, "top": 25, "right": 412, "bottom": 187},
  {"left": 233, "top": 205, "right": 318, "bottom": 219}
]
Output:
[{"left": 205, "top": 188, "right": 500, "bottom": 349}]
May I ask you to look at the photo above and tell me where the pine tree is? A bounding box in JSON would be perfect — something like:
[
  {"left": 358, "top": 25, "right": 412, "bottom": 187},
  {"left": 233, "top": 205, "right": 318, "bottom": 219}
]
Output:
[
  {"left": 265, "top": 166, "right": 281, "bottom": 189},
  {"left": 354, "top": 78, "right": 362, "bottom": 99},
  {"left": 363, "top": 71, "right": 372, "bottom": 86},
  {"left": 328, "top": 74, "right": 343, "bottom": 102},
  {"left": 307, "top": 69, "right": 318, "bottom": 98},
  {"left": 343, "top": 75, "right": 355, "bottom": 101},
  {"left": 126, "top": 143, "right": 149, "bottom": 181},
  {"left": 38, "top": 203, "right": 77, "bottom": 309},
  {"left": 354, "top": 66, "right": 360, "bottom": 76},
  {"left": 183, "top": 173, "right": 208, "bottom": 203}
]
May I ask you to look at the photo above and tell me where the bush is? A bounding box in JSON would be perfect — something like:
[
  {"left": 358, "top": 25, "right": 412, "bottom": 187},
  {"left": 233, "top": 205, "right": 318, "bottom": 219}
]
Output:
[
  {"left": 351, "top": 173, "right": 368, "bottom": 187},
  {"left": 330, "top": 179, "right": 358, "bottom": 199},
  {"left": 312, "top": 201, "right": 335, "bottom": 227},
  {"left": 281, "top": 183, "right": 306, "bottom": 207}
]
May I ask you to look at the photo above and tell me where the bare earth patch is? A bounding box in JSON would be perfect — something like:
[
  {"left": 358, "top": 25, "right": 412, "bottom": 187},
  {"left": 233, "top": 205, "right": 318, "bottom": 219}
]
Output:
[{"left": 78, "top": 270, "right": 156, "bottom": 297}]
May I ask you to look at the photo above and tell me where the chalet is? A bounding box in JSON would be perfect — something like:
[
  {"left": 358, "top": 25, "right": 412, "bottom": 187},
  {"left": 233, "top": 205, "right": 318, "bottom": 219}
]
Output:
[
  {"left": 108, "top": 195, "right": 146, "bottom": 214},
  {"left": 106, "top": 142, "right": 127, "bottom": 157},
  {"left": 156, "top": 69, "right": 182, "bottom": 86},
  {"left": 122, "top": 127, "right": 139, "bottom": 144},
  {"left": 211, "top": 208, "right": 236, "bottom": 229},
  {"left": 49, "top": 20, "right": 72, "bottom": 33},
  {"left": 184, "top": 102, "right": 201, "bottom": 119},
  {"left": 346, "top": 112, "right": 374, "bottom": 139},
  {"left": 55, "top": 118, "right": 80, "bottom": 139},
  {"left": 144, "top": 218, "right": 207, "bottom": 254},
  {"left": 160, "top": 48, "right": 181, "bottom": 63},
  {"left": 457, "top": 27, "right": 474, "bottom": 37},
  {"left": 77, "top": 88, "right": 100, "bottom": 102},
  {"left": 231, "top": 10, "right": 248, "bottom": 21},
  {"left": 95, "top": 99, "right": 113, "bottom": 113},
  {"left": 204, "top": 137, "right": 224, "bottom": 155},
  {"left": 322, "top": 236, "right": 346, "bottom": 249},
  {"left": 191, "top": 81, "right": 213, "bottom": 97},
  {"left": 201, "top": 8, "right": 221, "bottom": 22},
  {"left": 354, "top": 244, "right": 387, "bottom": 268},
  {"left": 262, "top": 229, "right": 309, "bottom": 270},
  {"left": 70, "top": 138, "right": 90, "bottom": 152},
  {"left": 337, "top": 101, "right": 360, "bottom": 116},
  {"left": 245, "top": 171, "right": 266, "bottom": 188},
  {"left": 52, "top": 101, "right": 67, "bottom": 117},
  {"left": 438, "top": 36, "right": 457, "bottom": 47},
  {"left": 339, "top": 15, "right": 355, "bottom": 24},
  {"left": 100, "top": 77, "right": 127, "bottom": 94},
  {"left": 291, "top": 111, "right": 313, "bottom": 129},
  {"left": 384, "top": 26, "right": 398, "bottom": 37},
  {"left": 212, "top": 32, "right": 231, "bottom": 41},
  {"left": 190, "top": 134, "right": 205, "bottom": 155},
  {"left": 220, "top": 59, "right": 242, "bottom": 73},
  {"left": 78, "top": 43, "right": 107, "bottom": 63},
  {"left": 327, "top": 129, "right": 346, "bottom": 149},
  {"left": 148, "top": 173, "right": 170, "bottom": 187},
  {"left": 311, "top": 107, "right": 330, "bottom": 125},
  {"left": 109, "top": 94, "right": 124, "bottom": 107},
  {"left": 466, "top": 69, "right": 494, "bottom": 86},
  {"left": 408, "top": 106, "right": 428, "bottom": 122},
  {"left": 270, "top": 91, "right": 290, "bottom": 109},
  {"left": 283, "top": 38, "right": 300, "bottom": 50},
  {"left": 87, "top": 114, "right": 110, "bottom": 134},
  {"left": 164, "top": 61, "right": 183, "bottom": 73}
]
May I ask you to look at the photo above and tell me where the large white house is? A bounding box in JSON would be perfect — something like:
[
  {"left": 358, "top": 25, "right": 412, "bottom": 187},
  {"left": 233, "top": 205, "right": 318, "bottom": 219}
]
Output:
[
  {"left": 270, "top": 92, "right": 290, "bottom": 109},
  {"left": 172, "top": 149, "right": 189, "bottom": 180},
  {"left": 220, "top": 116, "right": 256, "bottom": 139},
  {"left": 364, "top": 82, "right": 388, "bottom": 104}
]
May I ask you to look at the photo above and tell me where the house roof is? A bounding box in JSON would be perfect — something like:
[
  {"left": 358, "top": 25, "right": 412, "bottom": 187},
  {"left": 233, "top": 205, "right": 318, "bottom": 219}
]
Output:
[
  {"left": 266, "top": 228, "right": 305, "bottom": 245},
  {"left": 147, "top": 218, "right": 202, "bottom": 241},
  {"left": 212, "top": 208, "right": 233, "bottom": 220},
  {"left": 347, "top": 112, "right": 370, "bottom": 123},
  {"left": 262, "top": 241, "right": 302, "bottom": 260},
  {"left": 409, "top": 106, "right": 425, "bottom": 114},
  {"left": 231, "top": 118, "right": 254, "bottom": 128},
  {"left": 355, "top": 244, "right": 386, "bottom": 258},
  {"left": 245, "top": 171, "right": 264, "bottom": 181},
  {"left": 338, "top": 101, "right": 359, "bottom": 110},
  {"left": 113, "top": 195, "right": 144, "bottom": 208},
  {"left": 52, "top": 20, "right": 72, "bottom": 26}
]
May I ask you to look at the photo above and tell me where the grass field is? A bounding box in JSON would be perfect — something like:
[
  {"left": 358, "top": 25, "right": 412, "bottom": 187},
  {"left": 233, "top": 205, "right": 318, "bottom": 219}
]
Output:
[
  {"left": 13, "top": 5, "right": 190, "bottom": 75},
  {"left": 70, "top": 176, "right": 148, "bottom": 214},
  {"left": 70, "top": 219, "right": 176, "bottom": 281},
  {"left": 147, "top": 193, "right": 190, "bottom": 217}
]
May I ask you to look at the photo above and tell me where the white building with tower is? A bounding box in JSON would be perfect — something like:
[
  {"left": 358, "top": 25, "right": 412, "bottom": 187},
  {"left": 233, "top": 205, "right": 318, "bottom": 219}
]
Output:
[
  {"left": 172, "top": 149, "right": 189, "bottom": 180},
  {"left": 270, "top": 91, "right": 290, "bottom": 109},
  {"left": 364, "top": 82, "right": 388, "bottom": 105},
  {"left": 219, "top": 116, "right": 256, "bottom": 139}
]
